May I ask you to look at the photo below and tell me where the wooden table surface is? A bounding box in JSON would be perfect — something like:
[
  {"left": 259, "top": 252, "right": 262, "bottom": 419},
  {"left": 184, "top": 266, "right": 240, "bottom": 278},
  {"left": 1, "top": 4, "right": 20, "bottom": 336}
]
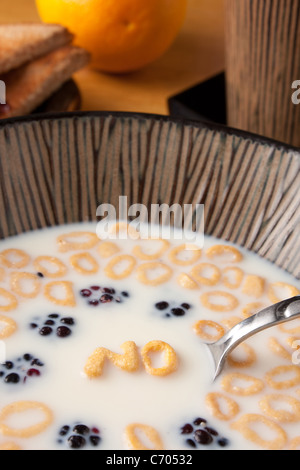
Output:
[{"left": 0, "top": 0, "right": 225, "bottom": 116}]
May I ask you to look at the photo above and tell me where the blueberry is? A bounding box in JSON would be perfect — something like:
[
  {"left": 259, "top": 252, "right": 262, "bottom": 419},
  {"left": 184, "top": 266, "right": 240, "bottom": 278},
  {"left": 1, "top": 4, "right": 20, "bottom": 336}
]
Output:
[
  {"left": 155, "top": 301, "right": 169, "bottom": 310},
  {"left": 194, "top": 429, "right": 213, "bottom": 445},
  {"left": 39, "top": 326, "right": 53, "bottom": 336},
  {"left": 180, "top": 424, "right": 193, "bottom": 434},
  {"left": 68, "top": 435, "right": 86, "bottom": 449},
  {"left": 73, "top": 424, "right": 90, "bottom": 435},
  {"left": 90, "top": 435, "right": 101, "bottom": 446},
  {"left": 171, "top": 307, "right": 185, "bottom": 317},
  {"left": 186, "top": 439, "right": 196, "bottom": 448},
  {"left": 4, "top": 373, "right": 20, "bottom": 384},
  {"left": 56, "top": 326, "right": 72, "bottom": 338}
]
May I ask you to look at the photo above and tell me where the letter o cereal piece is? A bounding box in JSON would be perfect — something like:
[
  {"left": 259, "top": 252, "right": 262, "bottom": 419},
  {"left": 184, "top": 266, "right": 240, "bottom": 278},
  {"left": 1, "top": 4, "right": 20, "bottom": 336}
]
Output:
[
  {"left": 105, "top": 255, "right": 136, "bottom": 280},
  {"left": 57, "top": 231, "right": 99, "bottom": 252},
  {"left": 69, "top": 252, "right": 99, "bottom": 275},
  {"left": 242, "top": 302, "right": 265, "bottom": 319},
  {"left": 259, "top": 394, "right": 300, "bottom": 423},
  {"left": 200, "top": 291, "right": 239, "bottom": 312},
  {"left": 206, "top": 245, "right": 243, "bottom": 263},
  {"left": 33, "top": 256, "right": 67, "bottom": 278},
  {"left": 0, "top": 288, "right": 18, "bottom": 312},
  {"left": 222, "top": 267, "right": 244, "bottom": 289},
  {"left": 0, "top": 401, "right": 53, "bottom": 438},
  {"left": 124, "top": 423, "right": 164, "bottom": 450},
  {"left": 265, "top": 365, "right": 300, "bottom": 390},
  {"left": 44, "top": 281, "right": 76, "bottom": 307},
  {"left": 168, "top": 244, "right": 202, "bottom": 266},
  {"left": 97, "top": 242, "right": 120, "bottom": 258},
  {"left": 205, "top": 392, "right": 240, "bottom": 421},
  {"left": 227, "top": 343, "right": 257, "bottom": 368},
  {"left": 0, "top": 315, "right": 17, "bottom": 339},
  {"left": 193, "top": 320, "right": 225, "bottom": 342},
  {"left": 10, "top": 272, "right": 41, "bottom": 299},
  {"left": 132, "top": 239, "right": 170, "bottom": 261},
  {"left": 190, "top": 263, "right": 221, "bottom": 286},
  {"left": 141, "top": 340, "right": 178, "bottom": 376},
  {"left": 177, "top": 273, "right": 198, "bottom": 290},
  {"left": 231, "top": 414, "right": 287, "bottom": 450},
  {"left": 268, "top": 282, "right": 300, "bottom": 304},
  {"left": 0, "top": 249, "right": 30, "bottom": 269},
  {"left": 221, "top": 372, "right": 264, "bottom": 396},
  {"left": 136, "top": 262, "right": 173, "bottom": 286}
]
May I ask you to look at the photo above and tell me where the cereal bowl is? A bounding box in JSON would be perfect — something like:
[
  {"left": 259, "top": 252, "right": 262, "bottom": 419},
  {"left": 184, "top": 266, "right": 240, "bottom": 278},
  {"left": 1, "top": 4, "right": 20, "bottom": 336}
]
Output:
[{"left": 0, "top": 111, "right": 300, "bottom": 451}]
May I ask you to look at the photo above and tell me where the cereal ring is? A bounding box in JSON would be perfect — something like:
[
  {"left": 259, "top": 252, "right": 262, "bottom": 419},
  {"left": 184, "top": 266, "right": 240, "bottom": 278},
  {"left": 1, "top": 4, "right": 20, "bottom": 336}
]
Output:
[
  {"left": 206, "top": 245, "right": 243, "bottom": 263},
  {"left": 268, "top": 337, "right": 291, "bottom": 361},
  {"left": 177, "top": 273, "right": 198, "bottom": 290},
  {"left": 0, "top": 267, "right": 6, "bottom": 282},
  {"left": 0, "top": 315, "right": 17, "bottom": 339},
  {"left": 205, "top": 392, "right": 240, "bottom": 421},
  {"left": 265, "top": 365, "right": 300, "bottom": 390},
  {"left": 33, "top": 256, "right": 67, "bottom": 278},
  {"left": 259, "top": 394, "right": 300, "bottom": 422},
  {"left": 0, "top": 441, "right": 21, "bottom": 450},
  {"left": 97, "top": 242, "right": 120, "bottom": 258},
  {"left": 0, "top": 288, "right": 18, "bottom": 312},
  {"left": 44, "top": 281, "right": 76, "bottom": 307},
  {"left": 200, "top": 291, "right": 239, "bottom": 312},
  {"left": 168, "top": 244, "right": 201, "bottom": 266},
  {"left": 124, "top": 423, "right": 164, "bottom": 450},
  {"left": 227, "top": 343, "right": 257, "bottom": 368},
  {"left": 242, "top": 302, "right": 265, "bottom": 319},
  {"left": 69, "top": 252, "right": 99, "bottom": 275},
  {"left": 84, "top": 342, "right": 140, "bottom": 378},
  {"left": 0, "top": 401, "right": 53, "bottom": 438},
  {"left": 278, "top": 320, "right": 300, "bottom": 335},
  {"left": 57, "top": 232, "right": 99, "bottom": 252},
  {"left": 10, "top": 272, "right": 41, "bottom": 299},
  {"left": 132, "top": 239, "right": 170, "bottom": 261},
  {"left": 242, "top": 275, "right": 265, "bottom": 298},
  {"left": 141, "top": 341, "right": 178, "bottom": 376},
  {"left": 108, "top": 222, "right": 140, "bottom": 240},
  {"left": 105, "top": 255, "right": 136, "bottom": 280},
  {"left": 193, "top": 320, "right": 225, "bottom": 342},
  {"left": 222, "top": 267, "right": 244, "bottom": 289},
  {"left": 221, "top": 316, "right": 243, "bottom": 329},
  {"left": 231, "top": 414, "right": 287, "bottom": 450},
  {"left": 268, "top": 282, "right": 300, "bottom": 304},
  {"left": 221, "top": 372, "right": 264, "bottom": 396},
  {"left": 136, "top": 262, "right": 173, "bottom": 286},
  {"left": 0, "top": 249, "right": 30, "bottom": 269},
  {"left": 288, "top": 437, "right": 300, "bottom": 450},
  {"left": 190, "top": 263, "right": 221, "bottom": 286}
]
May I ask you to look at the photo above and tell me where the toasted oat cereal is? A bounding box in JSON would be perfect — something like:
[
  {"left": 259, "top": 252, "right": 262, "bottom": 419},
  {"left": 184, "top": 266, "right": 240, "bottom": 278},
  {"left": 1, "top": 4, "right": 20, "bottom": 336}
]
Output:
[
  {"left": 222, "top": 267, "right": 244, "bottom": 289},
  {"left": 57, "top": 232, "right": 99, "bottom": 252},
  {"left": 206, "top": 245, "right": 243, "bottom": 263},
  {"left": 141, "top": 340, "right": 178, "bottom": 376},
  {"left": 168, "top": 244, "right": 202, "bottom": 266},
  {"left": 205, "top": 392, "right": 240, "bottom": 421},
  {"left": 33, "top": 256, "right": 68, "bottom": 278},
  {"left": 136, "top": 262, "right": 173, "bottom": 286},
  {"left": 268, "top": 282, "right": 300, "bottom": 304},
  {"left": 241, "top": 302, "right": 265, "bottom": 319},
  {"left": 0, "top": 441, "right": 22, "bottom": 450},
  {"left": 10, "top": 272, "right": 41, "bottom": 299},
  {"left": 227, "top": 343, "right": 256, "bottom": 368},
  {"left": 0, "top": 315, "right": 17, "bottom": 339},
  {"left": 242, "top": 275, "right": 265, "bottom": 298},
  {"left": 177, "top": 272, "right": 199, "bottom": 290},
  {"left": 0, "top": 249, "right": 30, "bottom": 269},
  {"left": 259, "top": 394, "right": 300, "bottom": 422},
  {"left": 221, "top": 316, "right": 243, "bottom": 329},
  {"left": 190, "top": 263, "right": 221, "bottom": 286},
  {"left": 288, "top": 437, "right": 300, "bottom": 450},
  {"left": 0, "top": 288, "right": 18, "bottom": 312},
  {"left": 268, "top": 337, "right": 291, "bottom": 361},
  {"left": 124, "top": 423, "right": 164, "bottom": 450},
  {"left": 221, "top": 372, "right": 264, "bottom": 396},
  {"left": 44, "top": 281, "right": 76, "bottom": 307},
  {"left": 193, "top": 320, "right": 225, "bottom": 342},
  {"left": 133, "top": 239, "right": 170, "bottom": 260},
  {"left": 69, "top": 252, "right": 99, "bottom": 275},
  {"left": 105, "top": 254, "right": 136, "bottom": 280},
  {"left": 231, "top": 414, "right": 287, "bottom": 450},
  {"left": 200, "top": 291, "right": 239, "bottom": 312},
  {"left": 0, "top": 267, "right": 6, "bottom": 282},
  {"left": 0, "top": 401, "right": 53, "bottom": 438},
  {"left": 97, "top": 241, "right": 120, "bottom": 258},
  {"left": 84, "top": 342, "right": 140, "bottom": 378},
  {"left": 265, "top": 365, "right": 300, "bottom": 390},
  {"left": 108, "top": 222, "right": 140, "bottom": 240}
]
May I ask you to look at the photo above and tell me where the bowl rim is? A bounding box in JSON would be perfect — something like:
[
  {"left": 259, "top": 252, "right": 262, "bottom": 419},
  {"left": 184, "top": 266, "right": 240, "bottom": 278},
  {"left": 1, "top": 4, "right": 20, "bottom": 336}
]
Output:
[{"left": 0, "top": 110, "right": 300, "bottom": 155}]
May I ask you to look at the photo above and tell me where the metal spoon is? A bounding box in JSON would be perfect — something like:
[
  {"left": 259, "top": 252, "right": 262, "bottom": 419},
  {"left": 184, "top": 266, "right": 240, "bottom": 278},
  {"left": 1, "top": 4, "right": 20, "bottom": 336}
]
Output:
[{"left": 203, "top": 296, "right": 300, "bottom": 380}]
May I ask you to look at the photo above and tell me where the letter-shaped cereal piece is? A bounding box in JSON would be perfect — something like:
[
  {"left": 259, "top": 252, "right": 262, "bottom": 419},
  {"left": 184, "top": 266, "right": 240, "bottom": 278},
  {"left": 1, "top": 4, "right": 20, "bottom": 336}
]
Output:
[
  {"left": 10, "top": 272, "right": 41, "bottom": 299},
  {"left": 57, "top": 232, "right": 99, "bottom": 252},
  {"left": 124, "top": 423, "right": 164, "bottom": 450},
  {"left": 0, "top": 401, "right": 53, "bottom": 438},
  {"left": 0, "top": 288, "right": 18, "bottom": 312},
  {"left": 44, "top": 281, "right": 76, "bottom": 307},
  {"left": 141, "top": 340, "right": 178, "bottom": 376},
  {"left": 231, "top": 414, "right": 287, "bottom": 450},
  {"left": 84, "top": 341, "right": 140, "bottom": 378}
]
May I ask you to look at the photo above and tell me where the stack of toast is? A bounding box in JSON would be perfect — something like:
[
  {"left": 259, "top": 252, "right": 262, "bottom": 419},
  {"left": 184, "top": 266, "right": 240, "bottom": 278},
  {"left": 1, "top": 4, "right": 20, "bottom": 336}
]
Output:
[{"left": 0, "top": 23, "right": 90, "bottom": 119}]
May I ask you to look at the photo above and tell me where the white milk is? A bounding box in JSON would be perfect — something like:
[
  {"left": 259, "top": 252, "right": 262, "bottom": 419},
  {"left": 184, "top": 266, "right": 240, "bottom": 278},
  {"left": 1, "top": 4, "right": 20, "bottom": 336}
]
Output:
[{"left": 0, "top": 222, "right": 299, "bottom": 451}]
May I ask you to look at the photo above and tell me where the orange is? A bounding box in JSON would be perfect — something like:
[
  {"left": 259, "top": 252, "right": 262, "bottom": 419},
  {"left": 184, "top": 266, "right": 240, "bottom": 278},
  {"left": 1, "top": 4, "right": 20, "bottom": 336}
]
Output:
[{"left": 35, "top": 0, "right": 187, "bottom": 73}]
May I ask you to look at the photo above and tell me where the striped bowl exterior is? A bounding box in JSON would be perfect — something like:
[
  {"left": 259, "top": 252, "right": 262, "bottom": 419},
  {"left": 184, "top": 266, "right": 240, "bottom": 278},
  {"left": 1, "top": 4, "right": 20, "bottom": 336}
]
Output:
[{"left": 0, "top": 111, "right": 300, "bottom": 278}]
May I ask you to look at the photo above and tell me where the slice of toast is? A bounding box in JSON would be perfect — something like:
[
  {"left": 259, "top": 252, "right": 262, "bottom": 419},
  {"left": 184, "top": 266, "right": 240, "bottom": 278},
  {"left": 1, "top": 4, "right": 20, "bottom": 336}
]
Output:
[
  {"left": 0, "top": 45, "right": 90, "bottom": 118},
  {"left": 0, "top": 23, "right": 73, "bottom": 75}
]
